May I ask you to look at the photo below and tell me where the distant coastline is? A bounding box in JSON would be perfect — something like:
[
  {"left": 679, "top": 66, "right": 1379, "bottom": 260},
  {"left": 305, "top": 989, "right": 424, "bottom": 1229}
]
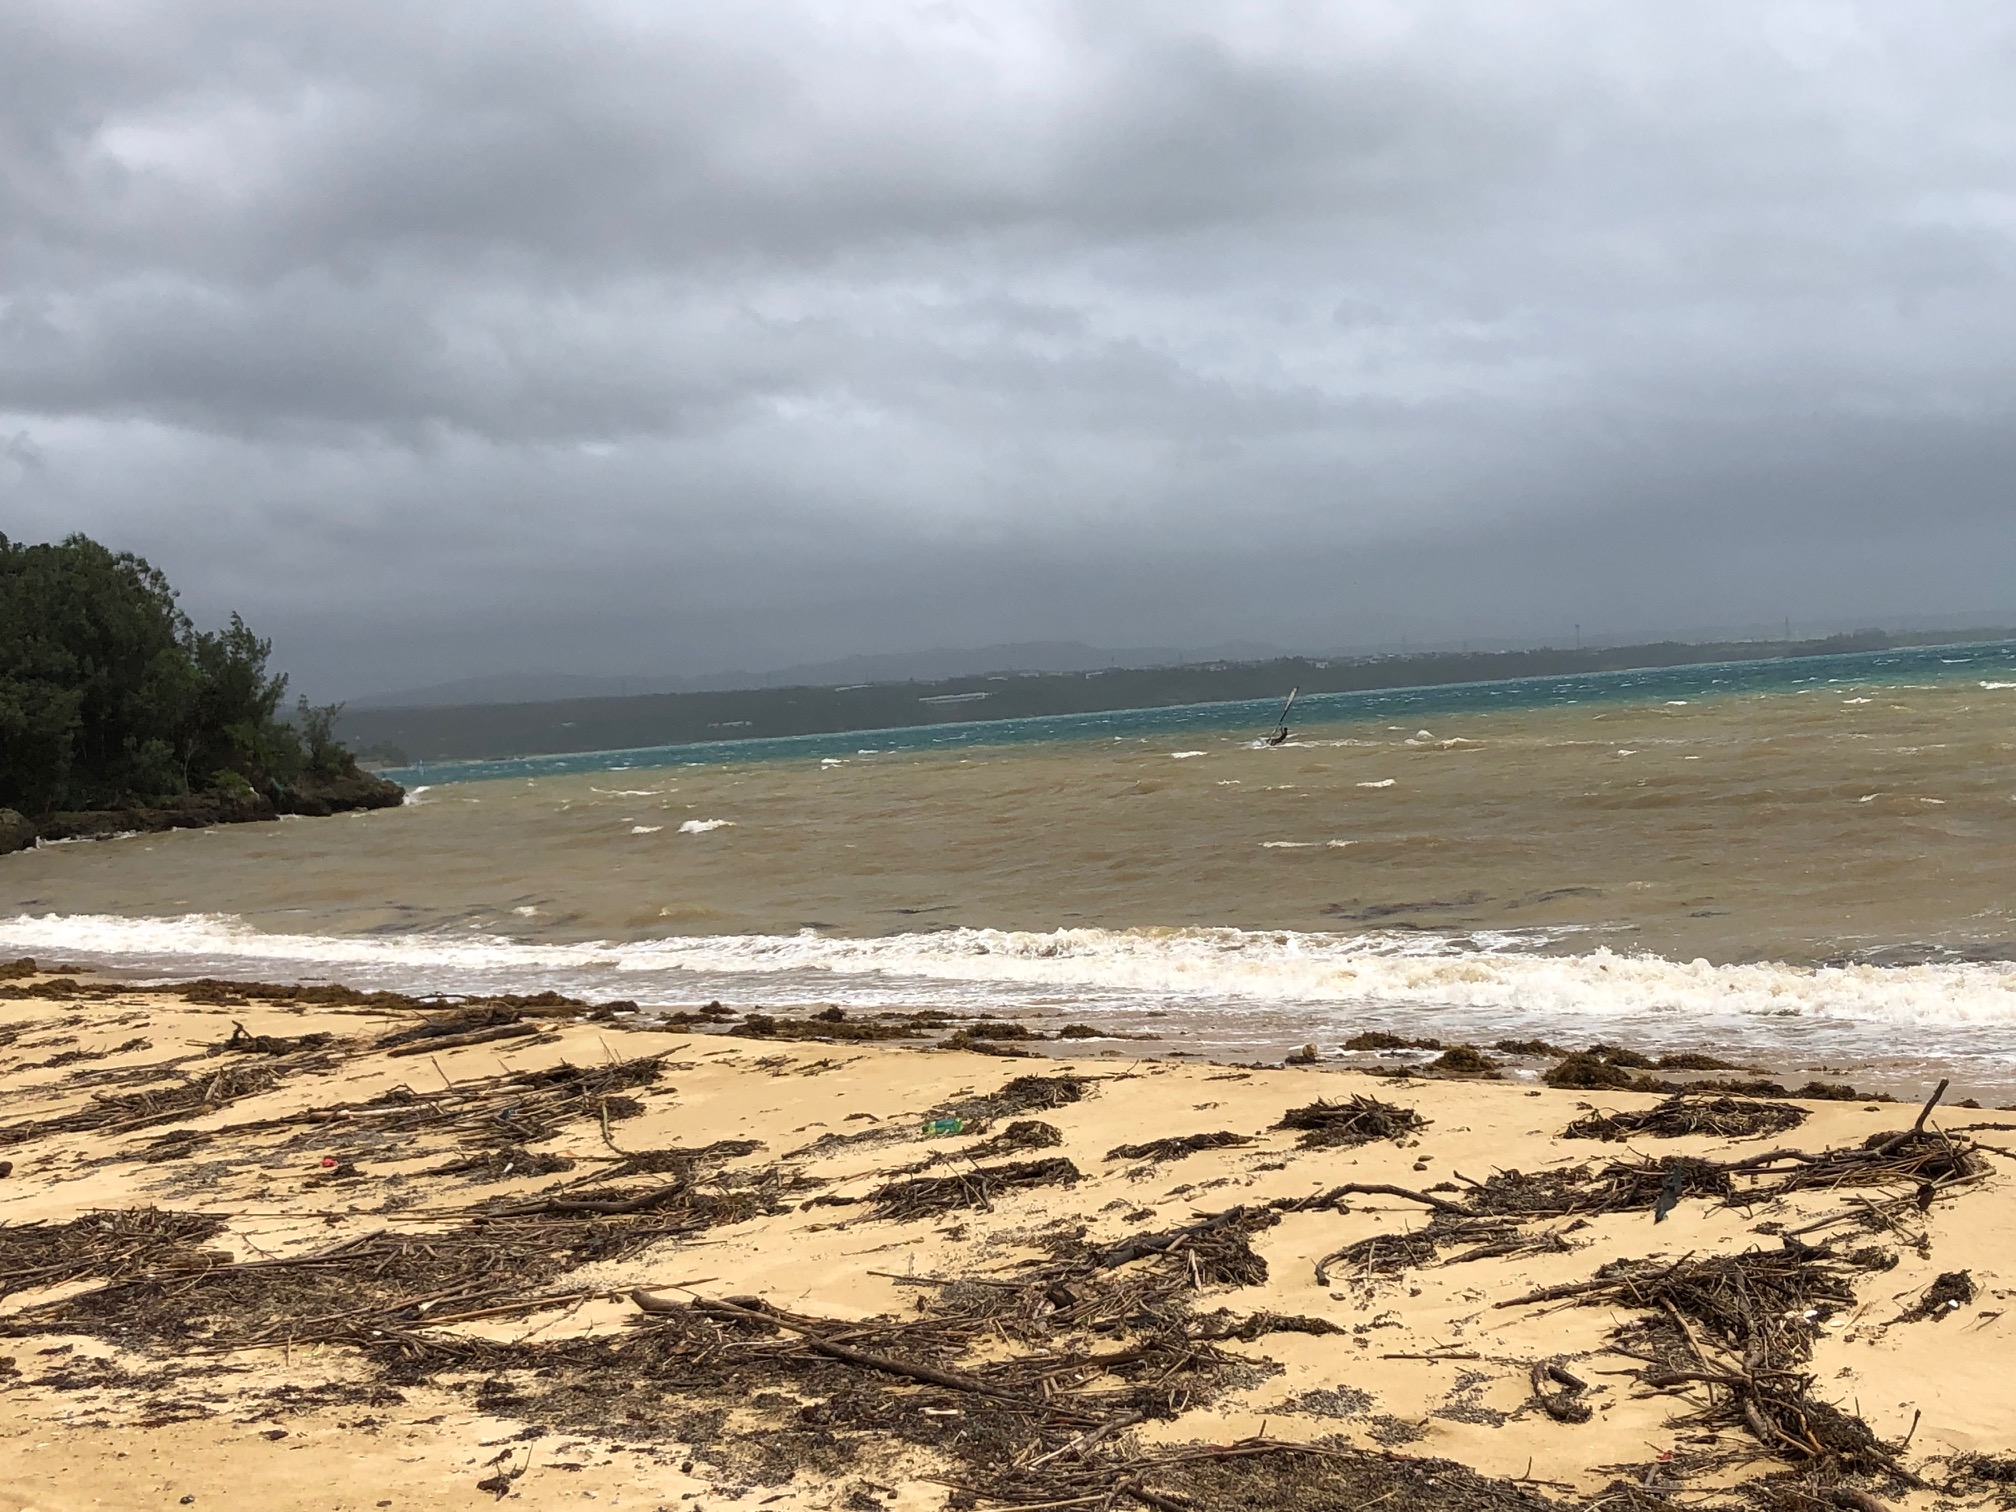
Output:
[{"left": 346, "top": 627, "right": 2016, "bottom": 770}]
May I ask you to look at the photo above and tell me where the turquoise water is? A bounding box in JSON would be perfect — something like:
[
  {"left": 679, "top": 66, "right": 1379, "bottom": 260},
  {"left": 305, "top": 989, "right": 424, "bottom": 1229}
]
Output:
[{"left": 383, "top": 639, "right": 2016, "bottom": 787}]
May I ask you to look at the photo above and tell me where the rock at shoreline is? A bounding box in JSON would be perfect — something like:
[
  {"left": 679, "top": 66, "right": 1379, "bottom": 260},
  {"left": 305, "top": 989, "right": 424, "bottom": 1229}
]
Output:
[
  {"left": 7, "top": 769, "right": 405, "bottom": 851},
  {"left": 0, "top": 809, "right": 35, "bottom": 856},
  {"left": 272, "top": 769, "right": 407, "bottom": 818}
]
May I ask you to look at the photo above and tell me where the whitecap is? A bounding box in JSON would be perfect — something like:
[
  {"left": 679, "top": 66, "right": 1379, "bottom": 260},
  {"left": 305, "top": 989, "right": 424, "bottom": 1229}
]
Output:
[
  {"left": 1261, "top": 840, "right": 1316, "bottom": 848},
  {"left": 679, "top": 819, "right": 735, "bottom": 834},
  {"left": 13, "top": 916, "right": 2016, "bottom": 1051},
  {"left": 1357, "top": 779, "right": 1396, "bottom": 789},
  {"left": 630, "top": 825, "right": 663, "bottom": 834},
  {"left": 1171, "top": 751, "right": 1206, "bottom": 759},
  {"left": 1982, "top": 681, "right": 2016, "bottom": 690}
]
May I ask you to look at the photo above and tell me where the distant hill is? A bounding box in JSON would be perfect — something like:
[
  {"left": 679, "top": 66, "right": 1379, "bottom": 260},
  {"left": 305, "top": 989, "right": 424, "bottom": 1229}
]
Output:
[
  {"left": 335, "top": 628, "right": 2014, "bottom": 767},
  {"left": 346, "top": 640, "right": 1291, "bottom": 709}
]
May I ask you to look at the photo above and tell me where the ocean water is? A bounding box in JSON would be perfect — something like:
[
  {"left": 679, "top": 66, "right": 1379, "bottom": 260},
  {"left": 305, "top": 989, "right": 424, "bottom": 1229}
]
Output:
[{"left": 5, "top": 642, "right": 2016, "bottom": 1094}]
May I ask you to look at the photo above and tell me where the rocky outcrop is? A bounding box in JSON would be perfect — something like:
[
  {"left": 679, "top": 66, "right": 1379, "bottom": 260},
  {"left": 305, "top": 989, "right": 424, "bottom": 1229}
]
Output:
[
  {"left": 34, "top": 789, "right": 280, "bottom": 843},
  {"left": 271, "top": 769, "right": 406, "bottom": 818},
  {"left": 0, "top": 809, "right": 36, "bottom": 856},
  {"left": 3, "top": 767, "right": 405, "bottom": 852}
]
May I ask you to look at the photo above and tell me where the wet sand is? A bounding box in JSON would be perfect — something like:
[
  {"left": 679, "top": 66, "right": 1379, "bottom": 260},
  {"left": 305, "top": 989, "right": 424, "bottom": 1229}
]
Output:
[{"left": 4, "top": 972, "right": 2011, "bottom": 1510}]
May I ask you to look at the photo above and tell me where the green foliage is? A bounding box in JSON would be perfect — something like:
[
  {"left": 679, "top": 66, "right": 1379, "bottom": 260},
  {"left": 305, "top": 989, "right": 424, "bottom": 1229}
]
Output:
[
  {"left": 211, "top": 769, "right": 257, "bottom": 800},
  {"left": 0, "top": 533, "right": 352, "bottom": 814},
  {"left": 292, "top": 696, "right": 349, "bottom": 778}
]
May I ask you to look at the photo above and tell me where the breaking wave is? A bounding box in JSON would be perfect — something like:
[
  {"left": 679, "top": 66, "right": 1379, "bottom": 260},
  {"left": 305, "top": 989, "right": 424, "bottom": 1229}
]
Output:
[{"left": 6, "top": 913, "right": 2016, "bottom": 1064}]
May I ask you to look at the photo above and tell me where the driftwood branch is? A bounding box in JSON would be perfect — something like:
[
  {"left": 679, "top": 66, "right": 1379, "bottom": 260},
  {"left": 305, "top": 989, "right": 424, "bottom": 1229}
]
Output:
[
  {"left": 384, "top": 1023, "right": 545, "bottom": 1057},
  {"left": 1296, "top": 1183, "right": 1471, "bottom": 1216}
]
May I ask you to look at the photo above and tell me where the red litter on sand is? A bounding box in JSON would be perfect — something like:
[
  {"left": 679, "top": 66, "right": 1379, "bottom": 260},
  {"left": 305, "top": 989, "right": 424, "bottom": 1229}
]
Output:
[{"left": 320, "top": 1156, "right": 338, "bottom": 1168}]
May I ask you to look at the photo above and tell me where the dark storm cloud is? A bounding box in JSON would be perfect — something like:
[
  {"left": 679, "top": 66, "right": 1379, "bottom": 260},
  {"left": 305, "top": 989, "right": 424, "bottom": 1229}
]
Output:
[{"left": 4, "top": 1, "right": 2015, "bottom": 696}]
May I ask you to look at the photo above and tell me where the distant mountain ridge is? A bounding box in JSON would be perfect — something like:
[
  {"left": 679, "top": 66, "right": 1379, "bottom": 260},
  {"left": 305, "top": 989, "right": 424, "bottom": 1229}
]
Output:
[
  {"left": 347, "top": 640, "right": 1292, "bottom": 708},
  {"left": 336, "top": 628, "right": 2016, "bottom": 767}
]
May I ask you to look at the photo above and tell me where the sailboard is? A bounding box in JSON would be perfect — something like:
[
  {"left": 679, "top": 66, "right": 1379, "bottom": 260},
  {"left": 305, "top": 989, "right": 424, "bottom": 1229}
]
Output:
[{"left": 1266, "top": 687, "right": 1299, "bottom": 745}]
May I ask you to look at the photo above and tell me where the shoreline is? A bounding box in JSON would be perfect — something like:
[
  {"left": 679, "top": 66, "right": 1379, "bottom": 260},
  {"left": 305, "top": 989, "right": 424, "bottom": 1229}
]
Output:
[
  {"left": 7, "top": 946, "right": 2016, "bottom": 1108},
  {"left": 0, "top": 771, "right": 406, "bottom": 857},
  {"left": 4, "top": 968, "right": 2010, "bottom": 1511}
]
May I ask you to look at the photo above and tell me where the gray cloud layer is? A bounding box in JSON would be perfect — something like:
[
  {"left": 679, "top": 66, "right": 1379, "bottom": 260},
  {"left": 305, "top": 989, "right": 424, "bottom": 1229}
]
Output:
[{"left": 4, "top": 2, "right": 2015, "bottom": 696}]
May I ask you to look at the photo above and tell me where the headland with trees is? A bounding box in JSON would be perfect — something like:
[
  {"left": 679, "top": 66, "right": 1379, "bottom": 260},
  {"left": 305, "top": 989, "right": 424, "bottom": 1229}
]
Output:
[{"left": 0, "top": 533, "right": 402, "bottom": 854}]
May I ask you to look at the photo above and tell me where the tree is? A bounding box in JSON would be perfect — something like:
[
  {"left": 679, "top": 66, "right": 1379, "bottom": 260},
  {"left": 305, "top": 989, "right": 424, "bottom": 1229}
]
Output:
[
  {"left": 181, "top": 613, "right": 300, "bottom": 788},
  {"left": 292, "top": 696, "right": 349, "bottom": 778},
  {"left": 0, "top": 532, "right": 352, "bottom": 815}
]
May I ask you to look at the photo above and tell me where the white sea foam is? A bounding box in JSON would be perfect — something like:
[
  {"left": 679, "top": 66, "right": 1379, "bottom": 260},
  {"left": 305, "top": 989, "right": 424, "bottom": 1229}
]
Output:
[
  {"left": 8, "top": 915, "right": 2016, "bottom": 1051},
  {"left": 1260, "top": 841, "right": 1315, "bottom": 848},
  {"left": 1357, "top": 779, "right": 1396, "bottom": 789},
  {"left": 678, "top": 819, "right": 734, "bottom": 834},
  {"left": 1982, "top": 682, "right": 2016, "bottom": 690},
  {"left": 630, "top": 825, "right": 663, "bottom": 834},
  {"left": 1171, "top": 751, "right": 1206, "bottom": 759}
]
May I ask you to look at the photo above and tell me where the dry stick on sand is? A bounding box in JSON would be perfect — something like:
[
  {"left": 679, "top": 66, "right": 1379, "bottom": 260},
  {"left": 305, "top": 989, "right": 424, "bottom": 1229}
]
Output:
[{"left": 383, "top": 1022, "right": 547, "bottom": 1057}]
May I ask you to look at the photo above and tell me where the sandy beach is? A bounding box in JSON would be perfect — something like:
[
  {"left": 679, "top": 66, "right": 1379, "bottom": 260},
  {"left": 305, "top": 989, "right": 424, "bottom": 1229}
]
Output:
[{"left": 2, "top": 968, "right": 2010, "bottom": 1511}]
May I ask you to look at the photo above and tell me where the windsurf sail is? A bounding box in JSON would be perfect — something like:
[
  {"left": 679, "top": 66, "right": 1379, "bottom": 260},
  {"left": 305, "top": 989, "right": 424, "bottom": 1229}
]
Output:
[{"left": 1266, "top": 687, "right": 1299, "bottom": 744}]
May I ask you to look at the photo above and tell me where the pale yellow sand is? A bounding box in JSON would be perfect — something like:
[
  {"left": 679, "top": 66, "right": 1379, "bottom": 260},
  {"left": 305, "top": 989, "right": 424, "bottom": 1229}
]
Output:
[{"left": 1, "top": 977, "right": 2007, "bottom": 1511}]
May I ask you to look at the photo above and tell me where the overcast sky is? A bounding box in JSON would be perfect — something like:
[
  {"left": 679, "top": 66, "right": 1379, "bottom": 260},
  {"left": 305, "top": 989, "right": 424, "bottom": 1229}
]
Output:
[{"left": 5, "top": 2, "right": 2016, "bottom": 698}]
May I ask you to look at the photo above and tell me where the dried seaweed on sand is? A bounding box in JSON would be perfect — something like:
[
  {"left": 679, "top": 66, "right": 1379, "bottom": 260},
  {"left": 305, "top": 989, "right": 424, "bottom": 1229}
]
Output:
[
  {"left": 1498, "top": 1242, "right": 1920, "bottom": 1489},
  {"left": 1313, "top": 1215, "right": 1578, "bottom": 1285},
  {"left": 218, "top": 1053, "right": 669, "bottom": 1148},
  {"left": 0, "top": 1062, "right": 289, "bottom": 1148},
  {"left": 1105, "top": 1131, "right": 1252, "bottom": 1164},
  {"left": 4, "top": 1172, "right": 791, "bottom": 1353},
  {"left": 1090, "top": 1204, "right": 1281, "bottom": 1287},
  {"left": 967, "top": 1120, "right": 1063, "bottom": 1157},
  {"left": 212, "top": 1022, "right": 338, "bottom": 1057},
  {"left": 1563, "top": 1094, "right": 1808, "bottom": 1142},
  {"left": 936, "top": 1074, "right": 1088, "bottom": 1126},
  {"left": 869, "top": 1157, "right": 1082, "bottom": 1220},
  {"left": 1272, "top": 1095, "right": 1425, "bottom": 1149},
  {"left": 0, "top": 1209, "right": 227, "bottom": 1299},
  {"left": 961, "top": 1435, "right": 1628, "bottom": 1512}
]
